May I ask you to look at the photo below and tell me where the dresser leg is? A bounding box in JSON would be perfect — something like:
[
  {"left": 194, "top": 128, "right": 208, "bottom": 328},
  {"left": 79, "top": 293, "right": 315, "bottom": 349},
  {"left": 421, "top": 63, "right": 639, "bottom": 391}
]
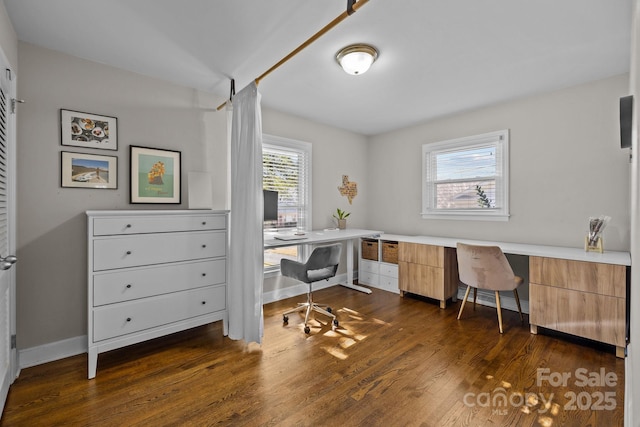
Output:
[
  {"left": 616, "top": 346, "right": 626, "bottom": 359},
  {"left": 439, "top": 300, "right": 446, "bottom": 309},
  {"left": 88, "top": 347, "right": 98, "bottom": 379},
  {"left": 530, "top": 324, "right": 538, "bottom": 335}
]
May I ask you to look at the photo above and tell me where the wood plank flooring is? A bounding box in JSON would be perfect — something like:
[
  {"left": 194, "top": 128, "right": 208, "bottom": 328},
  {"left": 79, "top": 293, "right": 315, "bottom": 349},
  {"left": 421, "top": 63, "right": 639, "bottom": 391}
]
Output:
[{"left": 0, "top": 286, "right": 625, "bottom": 426}]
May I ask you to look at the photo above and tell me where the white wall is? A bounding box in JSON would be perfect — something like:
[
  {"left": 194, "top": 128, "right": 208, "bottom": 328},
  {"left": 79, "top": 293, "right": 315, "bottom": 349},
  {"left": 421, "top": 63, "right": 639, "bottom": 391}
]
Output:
[
  {"left": 367, "top": 74, "right": 631, "bottom": 252},
  {"left": 0, "top": 0, "right": 17, "bottom": 70}
]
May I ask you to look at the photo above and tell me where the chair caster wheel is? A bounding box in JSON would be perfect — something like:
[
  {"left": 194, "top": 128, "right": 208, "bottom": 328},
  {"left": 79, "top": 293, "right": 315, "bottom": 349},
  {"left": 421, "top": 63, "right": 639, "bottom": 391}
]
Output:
[
  {"left": 283, "top": 315, "right": 288, "bottom": 324},
  {"left": 326, "top": 307, "right": 332, "bottom": 313},
  {"left": 304, "top": 326, "right": 310, "bottom": 334}
]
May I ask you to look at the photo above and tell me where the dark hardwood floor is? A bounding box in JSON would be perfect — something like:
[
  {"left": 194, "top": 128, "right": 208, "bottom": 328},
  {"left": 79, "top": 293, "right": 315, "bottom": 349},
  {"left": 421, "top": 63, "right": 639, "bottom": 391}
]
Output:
[{"left": 0, "top": 286, "right": 625, "bottom": 426}]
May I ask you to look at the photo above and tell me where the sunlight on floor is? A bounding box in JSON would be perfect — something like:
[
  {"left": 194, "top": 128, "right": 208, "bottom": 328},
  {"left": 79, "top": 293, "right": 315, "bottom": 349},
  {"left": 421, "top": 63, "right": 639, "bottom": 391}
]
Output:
[{"left": 281, "top": 305, "right": 392, "bottom": 360}]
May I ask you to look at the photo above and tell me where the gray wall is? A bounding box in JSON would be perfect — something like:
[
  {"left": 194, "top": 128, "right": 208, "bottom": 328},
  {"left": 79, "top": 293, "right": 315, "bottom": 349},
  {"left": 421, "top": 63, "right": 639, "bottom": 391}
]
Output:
[
  {"left": 15, "top": 42, "right": 368, "bottom": 350},
  {"left": 0, "top": 1, "right": 17, "bottom": 70},
  {"left": 367, "top": 74, "right": 631, "bottom": 251}
]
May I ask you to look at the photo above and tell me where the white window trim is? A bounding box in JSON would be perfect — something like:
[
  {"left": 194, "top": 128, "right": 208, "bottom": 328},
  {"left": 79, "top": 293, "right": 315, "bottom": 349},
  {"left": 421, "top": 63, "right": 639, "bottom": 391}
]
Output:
[
  {"left": 263, "top": 134, "right": 312, "bottom": 276},
  {"left": 422, "top": 129, "right": 510, "bottom": 221}
]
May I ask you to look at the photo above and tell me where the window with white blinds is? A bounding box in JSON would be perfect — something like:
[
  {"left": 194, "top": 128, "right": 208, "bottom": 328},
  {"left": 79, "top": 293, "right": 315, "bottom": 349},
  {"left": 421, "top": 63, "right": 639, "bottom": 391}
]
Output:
[
  {"left": 422, "top": 130, "right": 509, "bottom": 221},
  {"left": 263, "top": 135, "right": 312, "bottom": 270}
]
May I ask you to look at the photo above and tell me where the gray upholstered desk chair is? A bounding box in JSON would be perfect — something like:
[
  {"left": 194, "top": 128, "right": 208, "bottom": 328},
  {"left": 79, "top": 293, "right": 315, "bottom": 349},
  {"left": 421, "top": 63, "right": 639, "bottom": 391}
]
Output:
[
  {"left": 281, "top": 243, "right": 342, "bottom": 334},
  {"left": 456, "top": 242, "right": 524, "bottom": 333}
]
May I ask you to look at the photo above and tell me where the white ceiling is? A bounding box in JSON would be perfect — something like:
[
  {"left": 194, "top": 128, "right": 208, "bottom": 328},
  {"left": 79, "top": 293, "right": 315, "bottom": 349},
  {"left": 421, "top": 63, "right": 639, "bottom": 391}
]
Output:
[{"left": 3, "top": 0, "right": 633, "bottom": 136}]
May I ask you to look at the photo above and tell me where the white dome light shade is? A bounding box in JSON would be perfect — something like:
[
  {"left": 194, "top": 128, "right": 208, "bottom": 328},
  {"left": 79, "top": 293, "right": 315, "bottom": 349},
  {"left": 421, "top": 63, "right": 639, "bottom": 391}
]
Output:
[{"left": 335, "top": 44, "right": 378, "bottom": 75}]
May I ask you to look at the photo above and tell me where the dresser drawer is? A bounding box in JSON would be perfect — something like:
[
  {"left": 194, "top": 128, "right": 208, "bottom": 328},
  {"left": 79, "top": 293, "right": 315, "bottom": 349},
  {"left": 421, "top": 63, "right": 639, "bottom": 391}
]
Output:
[
  {"left": 380, "top": 263, "right": 398, "bottom": 278},
  {"left": 92, "top": 285, "right": 226, "bottom": 342},
  {"left": 93, "top": 259, "right": 226, "bottom": 306},
  {"left": 360, "top": 259, "right": 379, "bottom": 275},
  {"left": 92, "top": 230, "right": 226, "bottom": 271},
  {"left": 92, "top": 214, "right": 226, "bottom": 236},
  {"left": 378, "top": 274, "right": 399, "bottom": 289},
  {"left": 359, "top": 271, "right": 379, "bottom": 286}
]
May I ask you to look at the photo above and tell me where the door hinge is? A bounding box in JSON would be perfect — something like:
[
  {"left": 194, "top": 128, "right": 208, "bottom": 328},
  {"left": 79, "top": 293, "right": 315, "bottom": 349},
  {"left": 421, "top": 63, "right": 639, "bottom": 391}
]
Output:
[
  {"left": 10, "top": 335, "right": 16, "bottom": 349},
  {"left": 5, "top": 68, "right": 12, "bottom": 81}
]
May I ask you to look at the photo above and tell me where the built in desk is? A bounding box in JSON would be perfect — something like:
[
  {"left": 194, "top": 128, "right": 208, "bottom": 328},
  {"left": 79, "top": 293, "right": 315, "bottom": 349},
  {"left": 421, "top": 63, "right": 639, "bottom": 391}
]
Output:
[{"left": 359, "top": 234, "right": 631, "bottom": 358}]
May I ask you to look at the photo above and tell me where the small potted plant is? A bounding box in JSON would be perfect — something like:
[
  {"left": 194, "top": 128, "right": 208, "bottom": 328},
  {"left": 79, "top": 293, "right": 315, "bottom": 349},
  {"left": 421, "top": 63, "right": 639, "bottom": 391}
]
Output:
[{"left": 333, "top": 208, "right": 350, "bottom": 229}]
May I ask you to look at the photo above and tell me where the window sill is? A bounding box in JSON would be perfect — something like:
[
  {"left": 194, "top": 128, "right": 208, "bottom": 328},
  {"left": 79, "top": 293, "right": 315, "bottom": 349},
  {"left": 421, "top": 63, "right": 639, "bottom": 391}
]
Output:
[{"left": 421, "top": 212, "right": 510, "bottom": 222}]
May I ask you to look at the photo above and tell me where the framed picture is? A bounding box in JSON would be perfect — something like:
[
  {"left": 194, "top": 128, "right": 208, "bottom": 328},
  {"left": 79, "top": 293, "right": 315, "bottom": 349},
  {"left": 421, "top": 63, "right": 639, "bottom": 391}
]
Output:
[
  {"left": 61, "top": 151, "right": 118, "bottom": 189},
  {"left": 130, "top": 145, "right": 181, "bottom": 204},
  {"left": 60, "top": 109, "right": 118, "bottom": 151}
]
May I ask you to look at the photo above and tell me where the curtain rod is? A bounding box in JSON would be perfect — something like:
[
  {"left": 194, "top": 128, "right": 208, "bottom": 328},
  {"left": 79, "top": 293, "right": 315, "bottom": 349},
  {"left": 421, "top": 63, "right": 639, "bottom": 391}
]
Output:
[{"left": 216, "top": 0, "right": 369, "bottom": 111}]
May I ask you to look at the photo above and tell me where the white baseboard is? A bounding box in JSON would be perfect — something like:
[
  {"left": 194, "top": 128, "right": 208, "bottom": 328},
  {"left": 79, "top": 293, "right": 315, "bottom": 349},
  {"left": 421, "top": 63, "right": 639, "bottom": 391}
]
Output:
[
  {"left": 19, "top": 335, "right": 87, "bottom": 370},
  {"left": 456, "top": 286, "right": 530, "bottom": 314}
]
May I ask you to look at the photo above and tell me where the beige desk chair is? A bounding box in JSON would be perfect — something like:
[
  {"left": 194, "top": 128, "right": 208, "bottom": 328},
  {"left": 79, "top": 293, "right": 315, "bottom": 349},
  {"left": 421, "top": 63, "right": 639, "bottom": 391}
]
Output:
[
  {"left": 456, "top": 242, "right": 524, "bottom": 333},
  {"left": 281, "top": 243, "right": 342, "bottom": 334}
]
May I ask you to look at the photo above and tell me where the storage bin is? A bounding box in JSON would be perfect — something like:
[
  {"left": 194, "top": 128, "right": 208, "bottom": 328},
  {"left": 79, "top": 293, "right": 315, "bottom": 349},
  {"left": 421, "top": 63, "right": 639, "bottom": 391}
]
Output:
[
  {"left": 361, "top": 238, "right": 379, "bottom": 261},
  {"left": 382, "top": 241, "right": 398, "bottom": 264}
]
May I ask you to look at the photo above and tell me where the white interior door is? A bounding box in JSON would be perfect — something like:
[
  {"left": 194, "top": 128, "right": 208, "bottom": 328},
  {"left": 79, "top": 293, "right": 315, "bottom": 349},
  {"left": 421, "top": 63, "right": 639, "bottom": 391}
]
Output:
[{"left": 0, "top": 53, "right": 18, "bottom": 414}]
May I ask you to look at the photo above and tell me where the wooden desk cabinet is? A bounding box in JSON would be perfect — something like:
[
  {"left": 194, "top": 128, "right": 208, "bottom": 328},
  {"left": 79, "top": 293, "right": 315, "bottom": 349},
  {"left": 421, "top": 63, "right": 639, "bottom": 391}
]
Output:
[
  {"left": 398, "top": 242, "right": 458, "bottom": 308},
  {"left": 529, "top": 256, "right": 627, "bottom": 357},
  {"left": 87, "top": 210, "right": 229, "bottom": 378}
]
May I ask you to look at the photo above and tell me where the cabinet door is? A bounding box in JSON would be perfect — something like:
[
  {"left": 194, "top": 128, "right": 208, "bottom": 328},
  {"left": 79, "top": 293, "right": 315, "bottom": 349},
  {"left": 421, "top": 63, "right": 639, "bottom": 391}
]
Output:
[
  {"left": 398, "top": 261, "right": 444, "bottom": 300},
  {"left": 530, "top": 283, "right": 625, "bottom": 347},
  {"left": 398, "top": 242, "right": 442, "bottom": 267},
  {"left": 530, "top": 257, "right": 625, "bottom": 297}
]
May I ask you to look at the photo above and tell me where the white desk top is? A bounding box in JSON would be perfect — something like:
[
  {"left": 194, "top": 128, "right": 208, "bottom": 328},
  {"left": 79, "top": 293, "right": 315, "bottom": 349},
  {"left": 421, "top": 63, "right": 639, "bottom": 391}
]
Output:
[
  {"left": 380, "top": 234, "right": 631, "bottom": 266},
  {"left": 264, "top": 228, "right": 382, "bottom": 248}
]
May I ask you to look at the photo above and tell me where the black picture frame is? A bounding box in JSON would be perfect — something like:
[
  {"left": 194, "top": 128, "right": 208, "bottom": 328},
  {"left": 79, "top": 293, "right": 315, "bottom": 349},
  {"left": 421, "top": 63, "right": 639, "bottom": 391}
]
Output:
[
  {"left": 60, "top": 109, "right": 118, "bottom": 151},
  {"left": 130, "top": 145, "right": 181, "bottom": 204}
]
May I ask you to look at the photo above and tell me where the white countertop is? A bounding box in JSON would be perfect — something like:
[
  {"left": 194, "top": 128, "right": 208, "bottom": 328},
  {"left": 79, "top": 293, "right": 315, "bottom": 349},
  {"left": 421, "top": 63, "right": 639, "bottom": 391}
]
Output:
[
  {"left": 264, "top": 228, "right": 382, "bottom": 249},
  {"left": 379, "top": 234, "right": 631, "bottom": 266}
]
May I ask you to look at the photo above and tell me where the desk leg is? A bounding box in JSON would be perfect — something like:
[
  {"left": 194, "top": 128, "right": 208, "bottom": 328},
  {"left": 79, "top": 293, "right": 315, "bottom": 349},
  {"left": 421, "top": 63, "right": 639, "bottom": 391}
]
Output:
[{"left": 339, "top": 239, "right": 372, "bottom": 294}]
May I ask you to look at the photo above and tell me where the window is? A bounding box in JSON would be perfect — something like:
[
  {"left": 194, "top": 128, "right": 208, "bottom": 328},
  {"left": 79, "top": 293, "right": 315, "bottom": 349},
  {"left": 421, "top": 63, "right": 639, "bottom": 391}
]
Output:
[
  {"left": 263, "top": 135, "right": 312, "bottom": 270},
  {"left": 422, "top": 130, "right": 509, "bottom": 221}
]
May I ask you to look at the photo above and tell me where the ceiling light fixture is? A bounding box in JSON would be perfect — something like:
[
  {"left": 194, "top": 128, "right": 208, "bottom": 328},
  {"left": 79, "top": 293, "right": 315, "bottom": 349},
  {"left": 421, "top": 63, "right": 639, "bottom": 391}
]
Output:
[{"left": 335, "top": 44, "right": 378, "bottom": 75}]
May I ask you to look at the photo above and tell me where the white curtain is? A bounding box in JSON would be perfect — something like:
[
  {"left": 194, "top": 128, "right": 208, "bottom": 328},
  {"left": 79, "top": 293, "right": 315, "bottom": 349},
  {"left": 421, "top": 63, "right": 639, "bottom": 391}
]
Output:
[{"left": 228, "top": 82, "right": 264, "bottom": 343}]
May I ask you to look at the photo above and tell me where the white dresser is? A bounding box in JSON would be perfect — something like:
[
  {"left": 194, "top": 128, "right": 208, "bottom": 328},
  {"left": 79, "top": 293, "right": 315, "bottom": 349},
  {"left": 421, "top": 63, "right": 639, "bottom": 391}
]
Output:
[{"left": 86, "top": 210, "right": 229, "bottom": 379}]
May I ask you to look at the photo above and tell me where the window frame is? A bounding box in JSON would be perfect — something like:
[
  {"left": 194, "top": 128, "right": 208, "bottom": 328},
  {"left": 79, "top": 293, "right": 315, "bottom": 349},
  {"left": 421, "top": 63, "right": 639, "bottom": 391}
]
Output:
[
  {"left": 262, "top": 134, "right": 312, "bottom": 274},
  {"left": 422, "top": 129, "right": 510, "bottom": 221}
]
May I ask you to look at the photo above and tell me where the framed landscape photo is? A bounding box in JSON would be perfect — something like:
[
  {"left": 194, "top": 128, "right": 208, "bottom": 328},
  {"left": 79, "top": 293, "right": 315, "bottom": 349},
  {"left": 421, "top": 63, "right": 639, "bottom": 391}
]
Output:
[
  {"left": 60, "top": 109, "right": 118, "bottom": 151},
  {"left": 61, "top": 151, "right": 118, "bottom": 189},
  {"left": 130, "top": 145, "right": 181, "bottom": 204}
]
